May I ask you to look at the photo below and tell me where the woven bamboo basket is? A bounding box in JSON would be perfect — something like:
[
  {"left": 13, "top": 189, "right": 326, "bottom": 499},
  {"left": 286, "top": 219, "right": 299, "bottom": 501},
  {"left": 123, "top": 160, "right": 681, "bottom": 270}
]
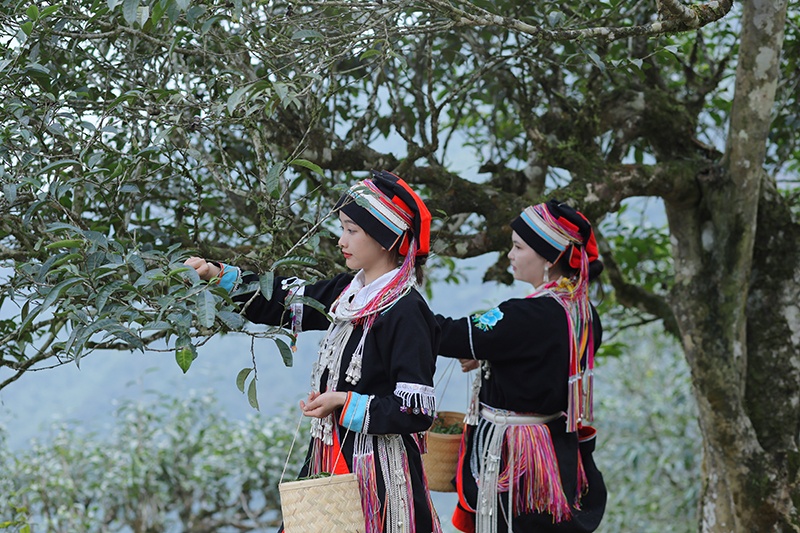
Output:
[
  {"left": 279, "top": 473, "right": 364, "bottom": 533},
  {"left": 423, "top": 411, "right": 465, "bottom": 493}
]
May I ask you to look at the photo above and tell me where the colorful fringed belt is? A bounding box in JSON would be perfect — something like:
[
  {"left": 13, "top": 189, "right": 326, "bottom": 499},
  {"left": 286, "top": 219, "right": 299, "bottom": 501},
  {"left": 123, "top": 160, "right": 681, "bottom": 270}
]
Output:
[{"left": 475, "top": 406, "right": 571, "bottom": 533}]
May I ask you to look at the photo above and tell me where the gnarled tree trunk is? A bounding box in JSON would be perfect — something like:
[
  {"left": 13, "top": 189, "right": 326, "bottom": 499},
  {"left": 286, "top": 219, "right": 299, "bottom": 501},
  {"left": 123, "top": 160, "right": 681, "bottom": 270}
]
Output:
[{"left": 666, "top": 0, "right": 794, "bottom": 530}]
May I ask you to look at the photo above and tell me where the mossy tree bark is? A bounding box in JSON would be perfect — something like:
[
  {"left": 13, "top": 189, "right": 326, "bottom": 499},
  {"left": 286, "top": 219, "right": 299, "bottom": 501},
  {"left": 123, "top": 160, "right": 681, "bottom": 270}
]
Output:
[{"left": 664, "top": 1, "right": 795, "bottom": 531}]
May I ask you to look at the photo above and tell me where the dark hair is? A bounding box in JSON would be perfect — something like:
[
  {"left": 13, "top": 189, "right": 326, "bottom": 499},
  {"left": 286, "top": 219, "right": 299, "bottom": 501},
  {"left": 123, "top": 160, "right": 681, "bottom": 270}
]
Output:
[
  {"left": 554, "top": 253, "right": 604, "bottom": 282},
  {"left": 389, "top": 245, "right": 426, "bottom": 285}
]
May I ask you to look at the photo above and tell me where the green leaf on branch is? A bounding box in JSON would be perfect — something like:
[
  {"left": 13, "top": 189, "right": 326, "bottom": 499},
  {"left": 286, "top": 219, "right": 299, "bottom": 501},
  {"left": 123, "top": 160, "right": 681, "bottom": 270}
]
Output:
[
  {"left": 95, "top": 280, "right": 126, "bottom": 313},
  {"left": 45, "top": 222, "right": 82, "bottom": 235},
  {"left": 137, "top": 5, "right": 149, "bottom": 27},
  {"left": 274, "top": 337, "right": 293, "bottom": 367},
  {"left": 290, "top": 158, "right": 324, "bottom": 176},
  {"left": 141, "top": 321, "right": 170, "bottom": 331},
  {"left": 44, "top": 239, "right": 84, "bottom": 249},
  {"left": 259, "top": 271, "right": 274, "bottom": 301},
  {"left": 134, "top": 268, "right": 164, "bottom": 288},
  {"left": 40, "top": 4, "right": 61, "bottom": 18},
  {"left": 64, "top": 323, "right": 85, "bottom": 357},
  {"left": 51, "top": 253, "right": 82, "bottom": 269},
  {"left": 3, "top": 183, "right": 17, "bottom": 204},
  {"left": 23, "top": 199, "right": 47, "bottom": 229},
  {"left": 123, "top": 0, "right": 140, "bottom": 24},
  {"left": 41, "top": 278, "right": 82, "bottom": 311},
  {"left": 26, "top": 5, "right": 39, "bottom": 20},
  {"left": 547, "top": 10, "right": 563, "bottom": 27},
  {"left": 247, "top": 377, "right": 259, "bottom": 410},
  {"left": 196, "top": 290, "right": 216, "bottom": 328},
  {"left": 227, "top": 85, "right": 250, "bottom": 115},
  {"left": 236, "top": 367, "right": 252, "bottom": 392},
  {"left": 35, "top": 254, "right": 60, "bottom": 282},
  {"left": 36, "top": 159, "right": 81, "bottom": 176},
  {"left": 168, "top": 266, "right": 191, "bottom": 277},
  {"left": 217, "top": 311, "right": 245, "bottom": 329},
  {"left": 272, "top": 256, "right": 317, "bottom": 269},
  {"left": 265, "top": 164, "right": 282, "bottom": 195},
  {"left": 83, "top": 230, "right": 108, "bottom": 248},
  {"left": 102, "top": 324, "right": 145, "bottom": 352},
  {"left": 68, "top": 318, "right": 122, "bottom": 367},
  {"left": 151, "top": 0, "right": 166, "bottom": 25},
  {"left": 86, "top": 251, "right": 106, "bottom": 273},
  {"left": 291, "top": 29, "right": 323, "bottom": 40},
  {"left": 127, "top": 253, "right": 146, "bottom": 275},
  {"left": 18, "top": 304, "right": 42, "bottom": 336},
  {"left": 359, "top": 49, "right": 381, "bottom": 60},
  {"left": 585, "top": 50, "right": 605, "bottom": 72},
  {"left": 175, "top": 335, "right": 196, "bottom": 373}
]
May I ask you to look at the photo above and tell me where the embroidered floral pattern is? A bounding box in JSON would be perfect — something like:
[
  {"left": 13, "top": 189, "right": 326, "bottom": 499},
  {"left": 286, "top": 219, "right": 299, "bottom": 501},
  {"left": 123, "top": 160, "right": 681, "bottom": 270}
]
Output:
[{"left": 471, "top": 307, "right": 504, "bottom": 331}]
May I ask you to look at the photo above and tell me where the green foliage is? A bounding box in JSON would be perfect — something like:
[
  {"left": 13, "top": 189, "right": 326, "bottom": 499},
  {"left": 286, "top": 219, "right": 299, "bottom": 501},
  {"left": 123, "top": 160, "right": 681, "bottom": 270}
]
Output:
[
  {"left": 596, "top": 327, "right": 701, "bottom": 533},
  {"left": 0, "top": 391, "right": 310, "bottom": 532},
  {"left": 0, "top": 0, "right": 750, "bottom": 390},
  {"left": 1, "top": 0, "right": 349, "bottom": 388},
  {"left": 596, "top": 201, "right": 674, "bottom": 335},
  {"left": 604, "top": 214, "right": 672, "bottom": 293}
]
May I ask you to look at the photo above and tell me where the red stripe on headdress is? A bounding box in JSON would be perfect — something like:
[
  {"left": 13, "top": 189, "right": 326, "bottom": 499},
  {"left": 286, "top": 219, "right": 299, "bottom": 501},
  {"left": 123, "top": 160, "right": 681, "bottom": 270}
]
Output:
[
  {"left": 564, "top": 212, "right": 598, "bottom": 268},
  {"left": 382, "top": 171, "right": 431, "bottom": 257}
]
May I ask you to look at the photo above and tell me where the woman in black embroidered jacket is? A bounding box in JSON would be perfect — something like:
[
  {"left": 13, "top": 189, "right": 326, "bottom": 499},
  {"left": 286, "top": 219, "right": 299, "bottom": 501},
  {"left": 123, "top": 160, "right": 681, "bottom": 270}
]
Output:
[
  {"left": 185, "top": 171, "right": 443, "bottom": 533},
  {"left": 435, "top": 200, "right": 607, "bottom": 533}
]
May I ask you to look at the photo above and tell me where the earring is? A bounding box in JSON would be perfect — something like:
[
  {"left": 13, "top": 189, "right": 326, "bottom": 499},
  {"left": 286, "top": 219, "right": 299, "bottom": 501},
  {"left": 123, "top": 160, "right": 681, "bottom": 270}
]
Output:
[{"left": 543, "top": 264, "right": 549, "bottom": 284}]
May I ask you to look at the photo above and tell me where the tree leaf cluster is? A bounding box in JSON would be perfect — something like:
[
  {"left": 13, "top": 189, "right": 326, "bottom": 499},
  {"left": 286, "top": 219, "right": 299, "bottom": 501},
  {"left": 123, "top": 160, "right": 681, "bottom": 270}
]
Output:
[{"left": 0, "top": 0, "right": 745, "bottom": 388}]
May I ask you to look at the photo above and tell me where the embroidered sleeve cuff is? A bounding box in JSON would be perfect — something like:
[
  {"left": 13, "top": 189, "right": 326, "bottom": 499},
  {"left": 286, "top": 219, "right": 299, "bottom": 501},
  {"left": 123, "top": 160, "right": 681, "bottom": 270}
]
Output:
[
  {"left": 339, "top": 391, "right": 371, "bottom": 432},
  {"left": 216, "top": 263, "right": 241, "bottom": 293},
  {"left": 394, "top": 382, "right": 436, "bottom": 416}
]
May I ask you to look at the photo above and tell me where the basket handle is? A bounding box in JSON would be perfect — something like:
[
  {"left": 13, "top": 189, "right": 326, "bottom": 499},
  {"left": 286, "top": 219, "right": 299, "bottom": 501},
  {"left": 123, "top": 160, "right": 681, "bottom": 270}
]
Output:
[
  {"left": 279, "top": 406, "right": 353, "bottom": 485},
  {"left": 279, "top": 410, "right": 306, "bottom": 485},
  {"left": 434, "top": 358, "right": 457, "bottom": 408}
]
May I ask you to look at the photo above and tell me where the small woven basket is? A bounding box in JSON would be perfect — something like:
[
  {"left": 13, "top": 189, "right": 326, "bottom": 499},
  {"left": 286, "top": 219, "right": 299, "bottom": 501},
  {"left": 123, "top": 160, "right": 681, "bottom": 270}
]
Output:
[
  {"left": 423, "top": 411, "right": 465, "bottom": 493},
  {"left": 279, "top": 473, "right": 364, "bottom": 533}
]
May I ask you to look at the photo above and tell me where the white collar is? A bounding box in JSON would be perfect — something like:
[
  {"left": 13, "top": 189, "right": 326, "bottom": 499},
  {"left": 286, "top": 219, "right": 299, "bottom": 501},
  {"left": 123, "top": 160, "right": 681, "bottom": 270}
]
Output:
[{"left": 351, "top": 268, "right": 401, "bottom": 308}]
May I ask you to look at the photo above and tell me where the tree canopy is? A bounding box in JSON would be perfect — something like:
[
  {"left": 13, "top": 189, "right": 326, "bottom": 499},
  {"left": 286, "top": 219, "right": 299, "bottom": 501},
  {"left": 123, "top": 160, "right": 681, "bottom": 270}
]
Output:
[{"left": 2, "top": 0, "right": 799, "bottom": 530}]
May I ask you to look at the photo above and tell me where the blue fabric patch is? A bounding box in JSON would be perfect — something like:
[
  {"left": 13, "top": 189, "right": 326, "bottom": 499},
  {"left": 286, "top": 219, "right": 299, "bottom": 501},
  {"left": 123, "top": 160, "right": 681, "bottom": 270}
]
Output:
[
  {"left": 218, "top": 264, "right": 238, "bottom": 293},
  {"left": 340, "top": 392, "right": 368, "bottom": 432}
]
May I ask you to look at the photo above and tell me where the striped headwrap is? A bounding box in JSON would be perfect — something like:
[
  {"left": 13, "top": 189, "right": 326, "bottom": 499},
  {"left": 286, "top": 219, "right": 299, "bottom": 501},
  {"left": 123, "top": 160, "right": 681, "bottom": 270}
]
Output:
[
  {"left": 513, "top": 200, "right": 599, "bottom": 432},
  {"left": 332, "top": 169, "right": 431, "bottom": 331},
  {"left": 336, "top": 170, "right": 430, "bottom": 258}
]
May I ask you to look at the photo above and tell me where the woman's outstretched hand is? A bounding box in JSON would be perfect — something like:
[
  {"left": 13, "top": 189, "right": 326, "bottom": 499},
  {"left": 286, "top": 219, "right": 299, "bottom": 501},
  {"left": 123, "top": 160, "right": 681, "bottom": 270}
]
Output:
[
  {"left": 184, "top": 256, "right": 221, "bottom": 281},
  {"left": 300, "top": 391, "right": 347, "bottom": 419}
]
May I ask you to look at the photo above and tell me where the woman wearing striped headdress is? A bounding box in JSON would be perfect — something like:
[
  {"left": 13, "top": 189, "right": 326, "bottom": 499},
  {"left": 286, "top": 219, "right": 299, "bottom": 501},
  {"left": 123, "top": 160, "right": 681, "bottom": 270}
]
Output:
[
  {"left": 435, "top": 200, "right": 607, "bottom": 533},
  {"left": 184, "top": 170, "right": 443, "bottom": 533}
]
